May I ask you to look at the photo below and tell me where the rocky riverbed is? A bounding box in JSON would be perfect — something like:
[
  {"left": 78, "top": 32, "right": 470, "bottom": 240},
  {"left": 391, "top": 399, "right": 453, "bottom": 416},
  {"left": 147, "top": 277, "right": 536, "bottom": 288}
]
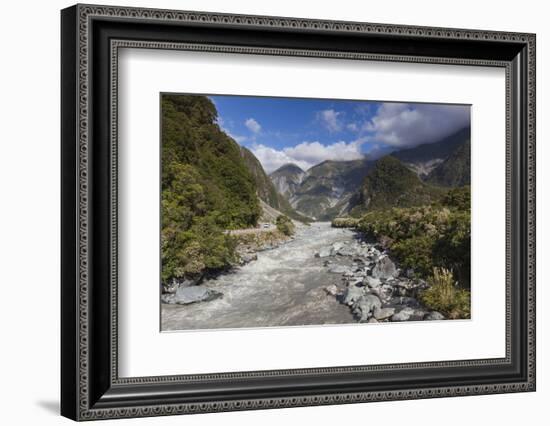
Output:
[
  {"left": 161, "top": 222, "right": 445, "bottom": 331},
  {"left": 317, "top": 239, "right": 446, "bottom": 323}
]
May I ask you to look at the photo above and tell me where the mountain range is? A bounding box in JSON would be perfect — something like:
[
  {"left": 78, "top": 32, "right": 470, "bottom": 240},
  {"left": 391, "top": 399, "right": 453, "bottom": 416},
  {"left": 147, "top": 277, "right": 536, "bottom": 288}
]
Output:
[
  {"left": 270, "top": 158, "right": 374, "bottom": 220},
  {"left": 268, "top": 127, "right": 470, "bottom": 220},
  {"left": 239, "top": 146, "right": 311, "bottom": 223},
  {"left": 391, "top": 126, "right": 471, "bottom": 183},
  {"left": 162, "top": 94, "right": 470, "bottom": 228}
]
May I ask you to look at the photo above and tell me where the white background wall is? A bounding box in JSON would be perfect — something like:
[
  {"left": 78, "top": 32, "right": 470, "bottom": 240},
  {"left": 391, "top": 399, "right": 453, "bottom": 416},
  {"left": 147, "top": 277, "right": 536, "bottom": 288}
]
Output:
[{"left": 0, "top": 0, "right": 546, "bottom": 424}]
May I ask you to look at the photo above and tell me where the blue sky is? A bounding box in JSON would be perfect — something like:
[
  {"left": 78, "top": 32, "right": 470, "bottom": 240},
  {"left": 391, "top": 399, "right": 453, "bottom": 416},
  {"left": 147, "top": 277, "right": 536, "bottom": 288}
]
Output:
[{"left": 208, "top": 95, "right": 470, "bottom": 173}]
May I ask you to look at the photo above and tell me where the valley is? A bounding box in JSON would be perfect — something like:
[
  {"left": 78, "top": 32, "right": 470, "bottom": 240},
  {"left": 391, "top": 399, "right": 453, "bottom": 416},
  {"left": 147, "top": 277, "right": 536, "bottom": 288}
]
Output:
[{"left": 160, "top": 94, "right": 472, "bottom": 330}]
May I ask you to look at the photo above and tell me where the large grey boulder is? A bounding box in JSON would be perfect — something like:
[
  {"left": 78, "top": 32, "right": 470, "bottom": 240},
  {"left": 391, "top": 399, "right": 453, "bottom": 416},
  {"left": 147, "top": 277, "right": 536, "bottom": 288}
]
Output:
[
  {"left": 352, "top": 294, "right": 382, "bottom": 321},
  {"left": 424, "top": 311, "right": 446, "bottom": 321},
  {"left": 162, "top": 286, "right": 223, "bottom": 305},
  {"left": 328, "top": 265, "right": 349, "bottom": 274},
  {"left": 391, "top": 307, "right": 415, "bottom": 322},
  {"left": 365, "top": 276, "right": 382, "bottom": 288},
  {"left": 373, "top": 307, "right": 395, "bottom": 320},
  {"left": 371, "top": 255, "right": 398, "bottom": 279},
  {"left": 390, "top": 296, "right": 421, "bottom": 308},
  {"left": 343, "top": 286, "right": 364, "bottom": 306},
  {"left": 337, "top": 244, "right": 357, "bottom": 257}
]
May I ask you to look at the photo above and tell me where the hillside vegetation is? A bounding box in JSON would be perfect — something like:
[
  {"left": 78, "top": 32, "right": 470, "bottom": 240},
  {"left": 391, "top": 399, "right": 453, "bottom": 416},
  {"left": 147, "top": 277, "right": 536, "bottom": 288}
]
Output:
[
  {"left": 349, "top": 156, "right": 444, "bottom": 215},
  {"left": 356, "top": 186, "right": 471, "bottom": 289},
  {"left": 161, "top": 95, "right": 261, "bottom": 283}
]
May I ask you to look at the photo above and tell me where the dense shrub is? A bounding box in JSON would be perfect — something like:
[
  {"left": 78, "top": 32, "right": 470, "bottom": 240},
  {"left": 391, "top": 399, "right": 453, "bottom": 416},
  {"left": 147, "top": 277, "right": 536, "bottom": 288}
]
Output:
[
  {"left": 357, "top": 186, "right": 471, "bottom": 287},
  {"left": 161, "top": 163, "right": 238, "bottom": 282},
  {"left": 419, "top": 267, "right": 470, "bottom": 319},
  {"left": 331, "top": 217, "right": 360, "bottom": 228},
  {"left": 441, "top": 185, "right": 471, "bottom": 211},
  {"left": 275, "top": 215, "right": 295, "bottom": 236}
]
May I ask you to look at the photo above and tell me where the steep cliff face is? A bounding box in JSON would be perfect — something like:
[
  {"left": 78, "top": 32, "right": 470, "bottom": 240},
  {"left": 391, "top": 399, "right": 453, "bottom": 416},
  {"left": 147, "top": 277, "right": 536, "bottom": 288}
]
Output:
[
  {"left": 239, "top": 148, "right": 310, "bottom": 222},
  {"left": 270, "top": 159, "right": 373, "bottom": 220},
  {"left": 426, "top": 138, "right": 471, "bottom": 187},
  {"left": 239, "top": 146, "right": 281, "bottom": 209},
  {"left": 269, "top": 163, "right": 306, "bottom": 199}
]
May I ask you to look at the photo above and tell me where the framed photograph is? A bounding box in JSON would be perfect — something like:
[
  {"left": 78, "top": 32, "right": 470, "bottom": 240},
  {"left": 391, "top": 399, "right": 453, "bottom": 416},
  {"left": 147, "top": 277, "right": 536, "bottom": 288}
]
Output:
[{"left": 61, "top": 4, "right": 536, "bottom": 421}]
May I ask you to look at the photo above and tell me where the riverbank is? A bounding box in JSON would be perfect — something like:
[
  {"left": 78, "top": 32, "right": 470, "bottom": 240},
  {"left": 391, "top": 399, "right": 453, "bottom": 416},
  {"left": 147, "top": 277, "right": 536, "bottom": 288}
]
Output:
[{"left": 161, "top": 222, "right": 446, "bottom": 331}]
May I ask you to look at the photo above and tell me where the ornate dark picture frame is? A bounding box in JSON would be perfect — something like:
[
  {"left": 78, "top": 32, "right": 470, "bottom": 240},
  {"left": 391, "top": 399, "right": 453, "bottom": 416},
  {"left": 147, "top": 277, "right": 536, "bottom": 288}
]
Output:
[{"left": 61, "top": 4, "right": 536, "bottom": 421}]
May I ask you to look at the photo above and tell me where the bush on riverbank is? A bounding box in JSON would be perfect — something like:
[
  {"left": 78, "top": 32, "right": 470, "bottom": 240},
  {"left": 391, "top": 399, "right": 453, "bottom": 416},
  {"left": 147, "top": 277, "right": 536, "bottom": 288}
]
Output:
[
  {"left": 332, "top": 217, "right": 360, "bottom": 228},
  {"left": 419, "top": 267, "right": 470, "bottom": 319},
  {"left": 276, "top": 215, "right": 295, "bottom": 236},
  {"left": 161, "top": 164, "right": 239, "bottom": 282},
  {"left": 233, "top": 229, "right": 291, "bottom": 251}
]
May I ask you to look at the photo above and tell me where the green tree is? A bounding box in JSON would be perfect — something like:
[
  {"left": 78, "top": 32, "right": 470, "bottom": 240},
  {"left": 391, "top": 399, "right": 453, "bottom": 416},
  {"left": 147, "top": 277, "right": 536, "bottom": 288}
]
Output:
[{"left": 160, "top": 95, "right": 262, "bottom": 284}]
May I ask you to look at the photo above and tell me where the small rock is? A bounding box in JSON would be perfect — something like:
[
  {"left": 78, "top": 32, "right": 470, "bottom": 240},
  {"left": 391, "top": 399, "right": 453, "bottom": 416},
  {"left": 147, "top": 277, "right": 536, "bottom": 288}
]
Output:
[
  {"left": 368, "top": 318, "right": 379, "bottom": 323},
  {"left": 162, "top": 279, "right": 179, "bottom": 294},
  {"left": 350, "top": 279, "right": 364, "bottom": 287},
  {"left": 240, "top": 253, "right": 258, "bottom": 264},
  {"left": 424, "top": 311, "right": 446, "bottom": 321},
  {"left": 160, "top": 293, "right": 176, "bottom": 304},
  {"left": 391, "top": 307, "right": 415, "bottom": 322}
]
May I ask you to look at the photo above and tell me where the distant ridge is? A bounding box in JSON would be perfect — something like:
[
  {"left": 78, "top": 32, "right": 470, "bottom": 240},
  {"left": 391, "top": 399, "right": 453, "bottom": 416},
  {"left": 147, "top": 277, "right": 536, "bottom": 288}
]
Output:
[{"left": 391, "top": 127, "right": 470, "bottom": 179}]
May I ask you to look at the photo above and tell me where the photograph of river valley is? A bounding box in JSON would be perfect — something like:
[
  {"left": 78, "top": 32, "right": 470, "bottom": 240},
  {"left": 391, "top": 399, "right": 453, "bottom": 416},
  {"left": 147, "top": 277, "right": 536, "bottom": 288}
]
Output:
[{"left": 160, "top": 94, "right": 471, "bottom": 331}]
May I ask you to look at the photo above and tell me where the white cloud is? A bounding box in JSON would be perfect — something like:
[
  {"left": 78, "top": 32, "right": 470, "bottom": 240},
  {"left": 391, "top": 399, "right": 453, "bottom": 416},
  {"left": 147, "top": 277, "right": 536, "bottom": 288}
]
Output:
[
  {"left": 250, "top": 145, "right": 311, "bottom": 173},
  {"left": 251, "top": 139, "right": 365, "bottom": 173},
  {"left": 245, "top": 118, "right": 262, "bottom": 134},
  {"left": 364, "top": 103, "right": 470, "bottom": 148},
  {"left": 317, "top": 109, "right": 343, "bottom": 133}
]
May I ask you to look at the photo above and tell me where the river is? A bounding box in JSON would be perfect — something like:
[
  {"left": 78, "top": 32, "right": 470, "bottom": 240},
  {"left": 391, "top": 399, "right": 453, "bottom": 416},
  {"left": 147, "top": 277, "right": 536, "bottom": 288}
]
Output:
[{"left": 161, "top": 222, "right": 358, "bottom": 331}]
